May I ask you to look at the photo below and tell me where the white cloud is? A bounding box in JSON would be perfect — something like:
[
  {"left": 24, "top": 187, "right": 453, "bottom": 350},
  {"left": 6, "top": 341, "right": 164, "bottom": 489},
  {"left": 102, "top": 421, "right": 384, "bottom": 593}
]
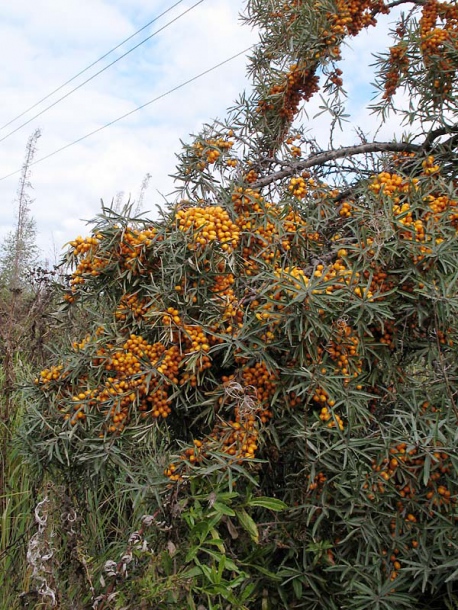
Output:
[{"left": 0, "top": 0, "right": 253, "bottom": 259}]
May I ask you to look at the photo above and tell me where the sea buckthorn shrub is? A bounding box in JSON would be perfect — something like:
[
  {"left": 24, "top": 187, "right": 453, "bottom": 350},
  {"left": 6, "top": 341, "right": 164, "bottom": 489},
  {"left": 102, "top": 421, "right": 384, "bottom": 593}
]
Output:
[{"left": 22, "top": 1, "right": 458, "bottom": 608}]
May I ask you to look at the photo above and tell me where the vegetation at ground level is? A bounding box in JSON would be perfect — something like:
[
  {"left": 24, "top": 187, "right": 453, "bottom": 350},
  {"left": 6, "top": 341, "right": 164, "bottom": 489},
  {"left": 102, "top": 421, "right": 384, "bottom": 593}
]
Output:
[{"left": 2, "top": 0, "right": 458, "bottom": 608}]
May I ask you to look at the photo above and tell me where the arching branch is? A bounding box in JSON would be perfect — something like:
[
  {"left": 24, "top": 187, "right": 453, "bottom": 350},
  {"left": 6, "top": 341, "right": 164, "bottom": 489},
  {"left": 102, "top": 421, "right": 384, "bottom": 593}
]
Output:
[
  {"left": 423, "top": 123, "right": 458, "bottom": 150},
  {"left": 249, "top": 141, "right": 422, "bottom": 190}
]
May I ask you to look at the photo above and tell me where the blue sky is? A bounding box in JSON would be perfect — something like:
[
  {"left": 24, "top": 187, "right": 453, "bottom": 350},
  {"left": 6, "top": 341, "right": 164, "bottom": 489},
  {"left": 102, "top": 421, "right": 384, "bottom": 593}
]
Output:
[{"left": 0, "top": 0, "right": 404, "bottom": 262}]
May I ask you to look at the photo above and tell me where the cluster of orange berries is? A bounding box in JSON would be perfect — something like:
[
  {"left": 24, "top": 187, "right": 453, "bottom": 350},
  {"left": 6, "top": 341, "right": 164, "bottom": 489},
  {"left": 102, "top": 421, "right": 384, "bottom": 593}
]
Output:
[
  {"left": 281, "top": 63, "right": 320, "bottom": 120},
  {"left": 383, "top": 42, "right": 409, "bottom": 100},
  {"left": 420, "top": 0, "right": 458, "bottom": 55},
  {"left": 312, "top": 386, "right": 333, "bottom": 407},
  {"left": 312, "top": 258, "right": 369, "bottom": 300},
  {"left": 329, "top": 68, "right": 344, "bottom": 88},
  {"left": 72, "top": 334, "right": 92, "bottom": 351},
  {"left": 254, "top": 254, "right": 376, "bottom": 332},
  {"left": 425, "top": 193, "right": 458, "bottom": 228},
  {"left": 115, "top": 293, "right": 150, "bottom": 321},
  {"left": 68, "top": 252, "right": 105, "bottom": 289},
  {"left": 365, "top": 435, "right": 456, "bottom": 578},
  {"left": 367, "top": 166, "right": 457, "bottom": 258},
  {"left": 243, "top": 168, "right": 259, "bottom": 183},
  {"left": 109, "top": 339, "right": 173, "bottom": 427},
  {"left": 258, "top": 1, "right": 391, "bottom": 134},
  {"left": 250, "top": 298, "right": 280, "bottom": 335},
  {"left": 327, "top": 320, "right": 362, "bottom": 378},
  {"left": 231, "top": 186, "right": 262, "bottom": 213},
  {"left": 210, "top": 407, "right": 262, "bottom": 459},
  {"left": 249, "top": 266, "right": 312, "bottom": 335},
  {"left": 117, "top": 227, "right": 158, "bottom": 271},
  {"left": 419, "top": 0, "right": 458, "bottom": 93},
  {"left": 182, "top": 324, "right": 211, "bottom": 354},
  {"left": 231, "top": 187, "right": 313, "bottom": 273},
  {"left": 179, "top": 356, "right": 212, "bottom": 388},
  {"left": 165, "top": 375, "right": 274, "bottom": 481},
  {"left": 238, "top": 221, "right": 279, "bottom": 270},
  {"left": 162, "top": 306, "right": 182, "bottom": 328},
  {"left": 282, "top": 209, "right": 314, "bottom": 242},
  {"left": 210, "top": 273, "right": 242, "bottom": 325},
  {"left": 369, "top": 171, "right": 416, "bottom": 199},
  {"left": 311, "top": 384, "right": 349, "bottom": 431},
  {"left": 328, "top": 0, "right": 387, "bottom": 39},
  {"left": 436, "top": 329, "right": 455, "bottom": 347},
  {"left": 74, "top": 326, "right": 105, "bottom": 351},
  {"left": 226, "top": 158, "right": 238, "bottom": 169},
  {"left": 275, "top": 1, "right": 389, "bottom": 112},
  {"left": 363, "top": 266, "right": 393, "bottom": 301},
  {"left": 384, "top": 547, "right": 404, "bottom": 582},
  {"left": 258, "top": 63, "right": 320, "bottom": 124},
  {"left": 162, "top": 307, "right": 213, "bottom": 357},
  {"left": 120, "top": 334, "right": 164, "bottom": 368},
  {"left": 306, "top": 471, "right": 327, "bottom": 492},
  {"left": 175, "top": 205, "right": 240, "bottom": 252},
  {"left": 288, "top": 176, "right": 308, "bottom": 198},
  {"left": 162, "top": 309, "right": 215, "bottom": 383},
  {"left": 164, "top": 439, "right": 205, "bottom": 481},
  {"left": 241, "top": 362, "right": 279, "bottom": 405},
  {"left": 394, "top": 202, "right": 429, "bottom": 243},
  {"left": 192, "top": 137, "right": 234, "bottom": 170},
  {"left": 36, "top": 333, "right": 185, "bottom": 432},
  {"left": 273, "top": 266, "right": 310, "bottom": 298},
  {"left": 339, "top": 201, "right": 352, "bottom": 218},
  {"left": 65, "top": 227, "right": 159, "bottom": 300},
  {"left": 286, "top": 134, "right": 302, "bottom": 157},
  {"left": 422, "top": 155, "right": 440, "bottom": 175},
  {"left": 69, "top": 234, "right": 101, "bottom": 256},
  {"left": 368, "top": 439, "right": 455, "bottom": 513},
  {"left": 165, "top": 412, "right": 261, "bottom": 482},
  {"left": 35, "top": 364, "right": 67, "bottom": 387},
  {"left": 319, "top": 406, "right": 344, "bottom": 431}
]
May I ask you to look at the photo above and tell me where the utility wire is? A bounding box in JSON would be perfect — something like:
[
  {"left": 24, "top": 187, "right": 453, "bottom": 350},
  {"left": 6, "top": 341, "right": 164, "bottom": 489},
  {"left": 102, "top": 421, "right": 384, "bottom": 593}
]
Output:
[
  {"left": 0, "top": 0, "right": 186, "bottom": 132},
  {"left": 0, "top": 0, "right": 205, "bottom": 145},
  {"left": 0, "top": 47, "right": 251, "bottom": 182}
]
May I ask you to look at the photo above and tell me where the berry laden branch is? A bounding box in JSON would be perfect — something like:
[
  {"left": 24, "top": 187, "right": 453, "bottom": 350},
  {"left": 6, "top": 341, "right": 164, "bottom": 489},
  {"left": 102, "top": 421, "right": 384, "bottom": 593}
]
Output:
[{"left": 250, "top": 141, "right": 422, "bottom": 189}]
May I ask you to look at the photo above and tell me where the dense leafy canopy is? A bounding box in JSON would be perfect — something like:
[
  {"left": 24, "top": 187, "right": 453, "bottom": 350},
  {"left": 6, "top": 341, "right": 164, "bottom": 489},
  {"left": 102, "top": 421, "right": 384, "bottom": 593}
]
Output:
[{"left": 22, "top": 1, "right": 458, "bottom": 608}]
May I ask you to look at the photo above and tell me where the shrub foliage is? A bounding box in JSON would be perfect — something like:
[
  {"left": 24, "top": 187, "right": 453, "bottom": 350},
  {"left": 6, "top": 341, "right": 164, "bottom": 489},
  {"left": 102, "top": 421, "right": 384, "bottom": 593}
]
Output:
[{"left": 22, "top": 1, "right": 458, "bottom": 608}]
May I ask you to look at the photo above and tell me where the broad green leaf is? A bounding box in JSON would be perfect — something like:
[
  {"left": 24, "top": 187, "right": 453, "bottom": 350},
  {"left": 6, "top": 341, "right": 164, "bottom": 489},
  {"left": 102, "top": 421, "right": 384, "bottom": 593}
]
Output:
[
  {"left": 246, "top": 497, "right": 288, "bottom": 511},
  {"left": 236, "top": 509, "right": 259, "bottom": 543},
  {"left": 211, "top": 501, "right": 236, "bottom": 516}
]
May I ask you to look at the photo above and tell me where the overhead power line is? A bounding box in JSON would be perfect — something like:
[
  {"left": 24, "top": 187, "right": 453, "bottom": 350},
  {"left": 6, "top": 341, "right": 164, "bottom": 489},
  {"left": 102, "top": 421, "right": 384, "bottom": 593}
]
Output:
[
  {"left": 0, "top": 47, "right": 251, "bottom": 183},
  {"left": 0, "top": 0, "right": 186, "bottom": 133},
  {"left": 0, "top": 0, "right": 205, "bottom": 145}
]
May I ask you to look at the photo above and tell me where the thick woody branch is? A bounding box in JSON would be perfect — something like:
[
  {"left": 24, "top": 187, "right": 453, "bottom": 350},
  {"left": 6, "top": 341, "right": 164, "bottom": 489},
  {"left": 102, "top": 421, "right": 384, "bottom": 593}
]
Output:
[
  {"left": 250, "top": 141, "right": 421, "bottom": 190},
  {"left": 385, "top": 0, "right": 426, "bottom": 8},
  {"left": 423, "top": 124, "right": 458, "bottom": 150}
]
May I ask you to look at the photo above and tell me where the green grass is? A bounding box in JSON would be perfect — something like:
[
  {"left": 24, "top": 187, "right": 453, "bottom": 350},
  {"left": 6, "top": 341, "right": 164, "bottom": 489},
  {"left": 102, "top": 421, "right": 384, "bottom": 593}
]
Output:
[{"left": 0, "top": 359, "right": 44, "bottom": 608}]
